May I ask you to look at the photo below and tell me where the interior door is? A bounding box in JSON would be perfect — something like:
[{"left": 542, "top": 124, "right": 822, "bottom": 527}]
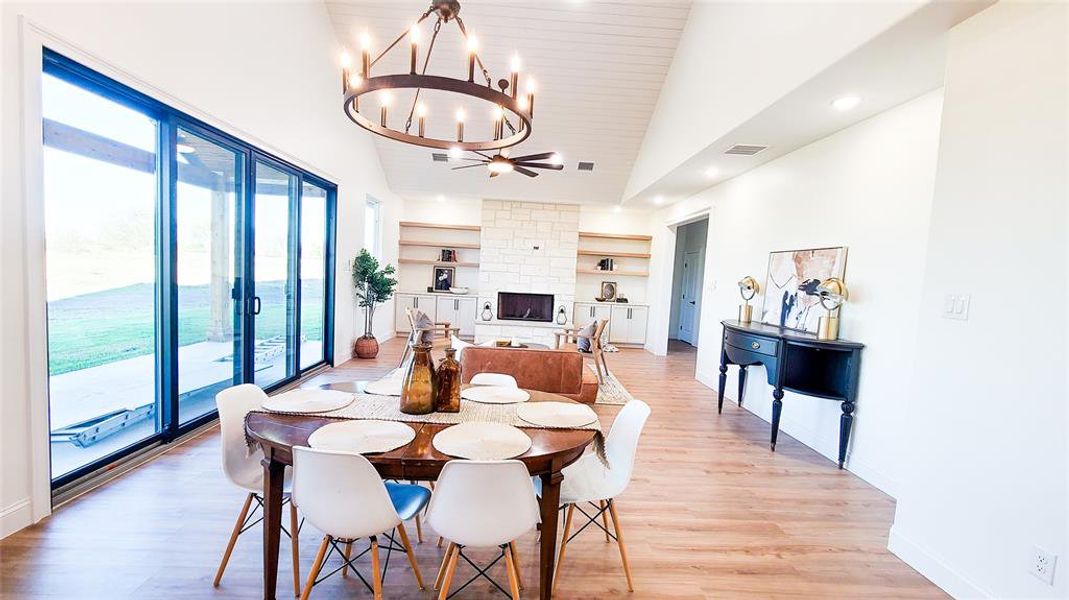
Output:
[
  {"left": 251, "top": 159, "right": 298, "bottom": 387},
  {"left": 678, "top": 251, "right": 700, "bottom": 345}
]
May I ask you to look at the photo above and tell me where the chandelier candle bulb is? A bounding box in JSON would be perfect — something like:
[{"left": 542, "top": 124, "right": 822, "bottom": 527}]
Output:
[
  {"left": 455, "top": 108, "right": 465, "bottom": 142},
  {"left": 360, "top": 30, "right": 371, "bottom": 78},
  {"left": 379, "top": 92, "right": 391, "bottom": 128},
  {"left": 416, "top": 103, "right": 427, "bottom": 137},
  {"left": 340, "top": 52, "right": 351, "bottom": 93},
  {"left": 510, "top": 54, "right": 520, "bottom": 98},
  {"left": 409, "top": 25, "right": 420, "bottom": 74},
  {"left": 466, "top": 35, "right": 478, "bottom": 82},
  {"left": 526, "top": 77, "right": 536, "bottom": 117}
]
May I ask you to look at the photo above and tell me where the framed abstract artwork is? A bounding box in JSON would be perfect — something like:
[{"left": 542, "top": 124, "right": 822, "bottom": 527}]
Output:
[
  {"left": 432, "top": 266, "right": 456, "bottom": 292},
  {"left": 759, "top": 247, "right": 848, "bottom": 332}
]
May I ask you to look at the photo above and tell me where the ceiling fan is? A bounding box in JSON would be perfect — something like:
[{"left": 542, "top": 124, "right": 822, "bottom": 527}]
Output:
[{"left": 451, "top": 151, "right": 564, "bottom": 178}]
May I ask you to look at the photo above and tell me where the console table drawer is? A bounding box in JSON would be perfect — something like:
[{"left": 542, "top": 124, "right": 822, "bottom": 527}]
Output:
[{"left": 725, "top": 330, "right": 778, "bottom": 356}]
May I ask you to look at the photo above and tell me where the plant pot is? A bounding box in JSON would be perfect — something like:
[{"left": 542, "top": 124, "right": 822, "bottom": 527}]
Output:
[{"left": 353, "top": 334, "right": 380, "bottom": 359}]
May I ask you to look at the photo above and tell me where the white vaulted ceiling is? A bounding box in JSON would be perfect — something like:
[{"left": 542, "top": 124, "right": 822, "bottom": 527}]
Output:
[{"left": 325, "top": 1, "right": 691, "bottom": 205}]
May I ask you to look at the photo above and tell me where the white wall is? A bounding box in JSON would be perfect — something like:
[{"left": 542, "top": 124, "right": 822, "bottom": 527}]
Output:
[
  {"left": 0, "top": 1, "right": 397, "bottom": 536},
  {"left": 624, "top": 0, "right": 925, "bottom": 199},
  {"left": 647, "top": 90, "right": 944, "bottom": 492},
  {"left": 576, "top": 206, "right": 654, "bottom": 305},
  {"left": 889, "top": 3, "right": 1068, "bottom": 598}
]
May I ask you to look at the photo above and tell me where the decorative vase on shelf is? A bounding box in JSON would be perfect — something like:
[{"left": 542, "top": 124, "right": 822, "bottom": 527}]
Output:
[
  {"left": 400, "top": 344, "right": 436, "bottom": 415},
  {"left": 435, "top": 348, "right": 461, "bottom": 413},
  {"left": 556, "top": 306, "right": 567, "bottom": 325},
  {"left": 481, "top": 302, "right": 493, "bottom": 321}
]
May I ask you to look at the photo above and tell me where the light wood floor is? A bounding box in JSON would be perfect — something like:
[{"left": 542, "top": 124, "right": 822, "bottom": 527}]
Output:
[{"left": 0, "top": 338, "right": 943, "bottom": 599}]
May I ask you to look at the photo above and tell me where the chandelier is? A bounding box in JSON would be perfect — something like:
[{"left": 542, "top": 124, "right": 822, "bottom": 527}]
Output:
[{"left": 338, "top": 0, "right": 537, "bottom": 154}]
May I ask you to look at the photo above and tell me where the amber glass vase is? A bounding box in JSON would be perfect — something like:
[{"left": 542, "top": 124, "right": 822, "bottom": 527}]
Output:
[
  {"left": 400, "top": 344, "right": 436, "bottom": 415},
  {"left": 435, "top": 347, "right": 462, "bottom": 413}
]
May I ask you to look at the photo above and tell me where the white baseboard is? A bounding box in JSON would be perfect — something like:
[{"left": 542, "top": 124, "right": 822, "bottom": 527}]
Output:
[
  {"left": 888, "top": 527, "right": 994, "bottom": 599},
  {"left": 0, "top": 498, "right": 34, "bottom": 539}
]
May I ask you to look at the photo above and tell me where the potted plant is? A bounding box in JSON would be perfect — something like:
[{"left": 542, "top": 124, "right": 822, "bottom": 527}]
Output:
[{"left": 351, "top": 249, "right": 397, "bottom": 359}]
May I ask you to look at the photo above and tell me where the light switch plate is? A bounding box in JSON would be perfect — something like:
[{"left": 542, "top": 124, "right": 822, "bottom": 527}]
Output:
[{"left": 942, "top": 294, "right": 971, "bottom": 321}]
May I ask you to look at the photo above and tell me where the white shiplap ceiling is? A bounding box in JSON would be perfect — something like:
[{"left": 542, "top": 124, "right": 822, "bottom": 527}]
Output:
[{"left": 325, "top": 1, "right": 691, "bottom": 204}]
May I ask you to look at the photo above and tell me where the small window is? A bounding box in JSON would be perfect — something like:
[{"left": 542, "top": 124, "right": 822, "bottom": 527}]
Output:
[{"left": 364, "top": 196, "right": 382, "bottom": 258}]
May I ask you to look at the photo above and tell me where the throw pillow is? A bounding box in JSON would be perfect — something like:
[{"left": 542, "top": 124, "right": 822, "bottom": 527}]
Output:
[
  {"left": 576, "top": 321, "right": 597, "bottom": 352},
  {"left": 413, "top": 310, "right": 435, "bottom": 344}
]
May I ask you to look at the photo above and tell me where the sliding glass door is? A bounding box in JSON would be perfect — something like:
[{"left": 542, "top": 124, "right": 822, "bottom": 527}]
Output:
[{"left": 42, "top": 49, "right": 336, "bottom": 487}]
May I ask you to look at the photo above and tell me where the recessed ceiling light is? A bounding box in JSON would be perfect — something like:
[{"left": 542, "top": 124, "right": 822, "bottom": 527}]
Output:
[
  {"left": 448, "top": 145, "right": 463, "bottom": 160},
  {"left": 436, "top": 195, "right": 445, "bottom": 203},
  {"left": 832, "top": 95, "right": 861, "bottom": 111},
  {"left": 613, "top": 205, "right": 621, "bottom": 213},
  {"left": 653, "top": 195, "right": 664, "bottom": 205},
  {"left": 176, "top": 143, "right": 196, "bottom": 154},
  {"left": 704, "top": 166, "right": 719, "bottom": 178}
]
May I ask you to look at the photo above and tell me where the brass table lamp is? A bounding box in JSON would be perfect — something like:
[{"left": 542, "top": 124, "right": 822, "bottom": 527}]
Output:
[
  {"left": 816, "top": 277, "right": 849, "bottom": 340},
  {"left": 737, "top": 276, "right": 760, "bottom": 323}
]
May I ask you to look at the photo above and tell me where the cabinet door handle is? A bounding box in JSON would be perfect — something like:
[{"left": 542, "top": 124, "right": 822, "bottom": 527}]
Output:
[{"left": 414, "top": 298, "right": 418, "bottom": 309}]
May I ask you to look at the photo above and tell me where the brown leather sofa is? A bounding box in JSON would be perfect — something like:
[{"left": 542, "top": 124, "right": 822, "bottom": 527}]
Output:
[{"left": 459, "top": 347, "right": 598, "bottom": 404}]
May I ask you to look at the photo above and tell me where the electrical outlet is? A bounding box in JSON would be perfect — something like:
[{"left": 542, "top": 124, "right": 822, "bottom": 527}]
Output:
[
  {"left": 1031, "top": 546, "right": 1057, "bottom": 585},
  {"left": 942, "top": 293, "right": 971, "bottom": 321}
]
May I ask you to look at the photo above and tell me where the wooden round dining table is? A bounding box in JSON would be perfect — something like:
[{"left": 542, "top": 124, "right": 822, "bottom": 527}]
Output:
[{"left": 245, "top": 381, "right": 597, "bottom": 600}]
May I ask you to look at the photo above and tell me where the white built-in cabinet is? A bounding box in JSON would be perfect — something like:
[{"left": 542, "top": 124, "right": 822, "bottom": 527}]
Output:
[
  {"left": 608, "top": 305, "right": 648, "bottom": 345},
  {"left": 573, "top": 302, "right": 648, "bottom": 346},
  {"left": 394, "top": 293, "right": 476, "bottom": 338}
]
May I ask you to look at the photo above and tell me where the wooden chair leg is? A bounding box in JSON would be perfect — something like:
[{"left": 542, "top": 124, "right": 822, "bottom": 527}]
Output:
[
  {"left": 300, "top": 535, "right": 331, "bottom": 600},
  {"left": 341, "top": 541, "right": 353, "bottom": 578},
  {"left": 414, "top": 513, "right": 424, "bottom": 543},
  {"left": 397, "top": 523, "right": 425, "bottom": 590},
  {"left": 552, "top": 504, "right": 576, "bottom": 596},
  {"left": 437, "top": 535, "right": 444, "bottom": 548},
  {"left": 214, "top": 492, "right": 254, "bottom": 587},
  {"left": 509, "top": 541, "right": 523, "bottom": 590},
  {"left": 599, "top": 501, "right": 611, "bottom": 543},
  {"left": 504, "top": 543, "right": 521, "bottom": 599},
  {"left": 437, "top": 544, "right": 461, "bottom": 600},
  {"left": 599, "top": 351, "right": 610, "bottom": 379},
  {"left": 290, "top": 502, "right": 302, "bottom": 597},
  {"left": 370, "top": 536, "right": 383, "bottom": 600},
  {"left": 607, "top": 499, "right": 634, "bottom": 592},
  {"left": 434, "top": 542, "right": 457, "bottom": 590}
]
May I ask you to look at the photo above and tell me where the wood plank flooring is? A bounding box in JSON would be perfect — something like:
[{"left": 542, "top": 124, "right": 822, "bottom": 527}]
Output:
[{"left": 0, "top": 338, "right": 943, "bottom": 599}]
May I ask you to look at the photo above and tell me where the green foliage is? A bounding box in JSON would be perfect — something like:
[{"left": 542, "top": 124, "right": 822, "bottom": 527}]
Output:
[{"left": 351, "top": 249, "right": 397, "bottom": 336}]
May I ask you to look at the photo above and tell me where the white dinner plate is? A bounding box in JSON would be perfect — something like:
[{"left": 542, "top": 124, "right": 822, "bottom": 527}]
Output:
[
  {"left": 364, "top": 378, "right": 403, "bottom": 397},
  {"left": 516, "top": 402, "right": 598, "bottom": 428},
  {"left": 460, "top": 386, "right": 530, "bottom": 404},
  {"left": 261, "top": 389, "right": 353, "bottom": 414},
  {"left": 432, "top": 422, "right": 533, "bottom": 460},
  {"left": 308, "top": 420, "right": 415, "bottom": 454}
]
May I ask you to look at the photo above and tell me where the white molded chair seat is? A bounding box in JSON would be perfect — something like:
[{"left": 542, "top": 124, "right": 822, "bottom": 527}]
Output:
[
  {"left": 469, "top": 372, "right": 519, "bottom": 388},
  {"left": 293, "top": 446, "right": 427, "bottom": 599}
]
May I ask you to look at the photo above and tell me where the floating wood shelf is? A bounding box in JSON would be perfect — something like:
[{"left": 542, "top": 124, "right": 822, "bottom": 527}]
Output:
[
  {"left": 578, "top": 231, "right": 652, "bottom": 242},
  {"left": 399, "top": 240, "right": 480, "bottom": 249},
  {"left": 400, "top": 221, "right": 481, "bottom": 232},
  {"left": 577, "top": 250, "right": 651, "bottom": 259},
  {"left": 398, "top": 258, "right": 479, "bottom": 268},
  {"left": 576, "top": 269, "right": 649, "bottom": 276}
]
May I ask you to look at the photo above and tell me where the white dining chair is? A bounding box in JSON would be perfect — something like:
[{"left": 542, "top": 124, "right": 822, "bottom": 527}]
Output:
[
  {"left": 427, "top": 460, "right": 540, "bottom": 600},
  {"left": 292, "top": 446, "right": 429, "bottom": 600},
  {"left": 470, "top": 372, "right": 519, "bottom": 388},
  {"left": 214, "top": 384, "right": 302, "bottom": 596},
  {"left": 544, "top": 399, "right": 650, "bottom": 594}
]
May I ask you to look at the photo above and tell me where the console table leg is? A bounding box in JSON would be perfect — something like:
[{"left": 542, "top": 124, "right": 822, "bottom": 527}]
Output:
[
  {"left": 717, "top": 349, "right": 728, "bottom": 414},
  {"left": 770, "top": 389, "right": 784, "bottom": 451},
  {"left": 838, "top": 401, "right": 854, "bottom": 469},
  {"left": 737, "top": 366, "right": 747, "bottom": 408}
]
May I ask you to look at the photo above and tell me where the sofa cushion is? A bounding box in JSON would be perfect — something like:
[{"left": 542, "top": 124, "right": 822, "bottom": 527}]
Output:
[{"left": 576, "top": 321, "right": 596, "bottom": 352}]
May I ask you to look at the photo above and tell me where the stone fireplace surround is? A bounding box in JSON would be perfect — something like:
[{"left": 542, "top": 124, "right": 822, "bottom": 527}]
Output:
[{"left": 474, "top": 200, "right": 579, "bottom": 347}]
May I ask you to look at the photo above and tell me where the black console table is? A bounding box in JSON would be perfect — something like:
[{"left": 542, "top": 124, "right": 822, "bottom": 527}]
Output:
[{"left": 718, "top": 320, "right": 864, "bottom": 468}]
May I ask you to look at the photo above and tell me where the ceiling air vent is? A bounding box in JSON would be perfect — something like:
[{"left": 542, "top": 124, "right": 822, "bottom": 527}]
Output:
[
  {"left": 431, "top": 153, "right": 449, "bottom": 162},
  {"left": 577, "top": 161, "right": 595, "bottom": 171},
  {"left": 724, "top": 144, "right": 768, "bottom": 156}
]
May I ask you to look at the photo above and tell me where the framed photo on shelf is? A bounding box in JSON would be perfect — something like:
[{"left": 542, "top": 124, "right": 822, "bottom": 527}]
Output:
[
  {"left": 433, "top": 266, "right": 456, "bottom": 292},
  {"left": 600, "top": 281, "right": 618, "bottom": 301}
]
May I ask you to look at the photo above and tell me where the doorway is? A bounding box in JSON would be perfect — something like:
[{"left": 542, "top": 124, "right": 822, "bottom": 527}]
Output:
[{"left": 668, "top": 218, "right": 708, "bottom": 347}]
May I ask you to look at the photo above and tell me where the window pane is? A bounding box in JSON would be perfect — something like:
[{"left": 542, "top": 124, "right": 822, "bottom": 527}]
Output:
[
  {"left": 176, "top": 128, "right": 244, "bottom": 424},
  {"left": 43, "top": 73, "right": 160, "bottom": 480},
  {"left": 365, "top": 199, "right": 380, "bottom": 258},
  {"left": 253, "top": 161, "right": 297, "bottom": 387},
  {"left": 300, "top": 183, "right": 327, "bottom": 369}
]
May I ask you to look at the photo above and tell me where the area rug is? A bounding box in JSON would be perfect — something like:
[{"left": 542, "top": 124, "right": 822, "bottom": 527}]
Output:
[{"left": 588, "top": 364, "right": 636, "bottom": 406}]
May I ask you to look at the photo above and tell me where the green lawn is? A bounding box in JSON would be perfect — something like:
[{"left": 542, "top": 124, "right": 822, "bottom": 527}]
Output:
[{"left": 47, "top": 281, "right": 324, "bottom": 375}]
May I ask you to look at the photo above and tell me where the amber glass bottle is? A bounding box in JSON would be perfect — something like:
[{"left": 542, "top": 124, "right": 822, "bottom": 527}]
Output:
[
  {"left": 435, "top": 347, "right": 461, "bottom": 413},
  {"left": 400, "top": 344, "right": 436, "bottom": 415}
]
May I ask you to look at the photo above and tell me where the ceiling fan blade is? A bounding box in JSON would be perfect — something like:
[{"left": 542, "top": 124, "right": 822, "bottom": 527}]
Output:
[
  {"left": 514, "top": 162, "right": 564, "bottom": 171},
  {"left": 451, "top": 163, "right": 487, "bottom": 171},
  {"left": 514, "top": 165, "right": 540, "bottom": 178},
  {"left": 456, "top": 157, "right": 486, "bottom": 162},
  {"left": 510, "top": 151, "right": 557, "bottom": 162}
]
